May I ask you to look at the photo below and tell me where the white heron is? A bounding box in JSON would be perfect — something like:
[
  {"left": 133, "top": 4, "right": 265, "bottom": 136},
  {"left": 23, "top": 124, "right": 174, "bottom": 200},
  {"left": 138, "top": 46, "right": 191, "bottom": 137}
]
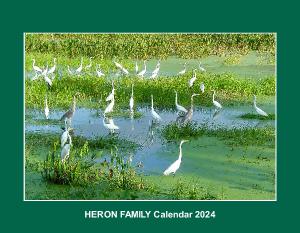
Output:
[
  {"left": 104, "top": 95, "right": 115, "bottom": 115},
  {"left": 42, "top": 63, "right": 48, "bottom": 76},
  {"left": 44, "top": 97, "right": 49, "bottom": 119},
  {"left": 48, "top": 58, "right": 57, "bottom": 75},
  {"left": 113, "top": 60, "right": 129, "bottom": 75},
  {"left": 67, "top": 65, "right": 73, "bottom": 75},
  {"left": 177, "top": 62, "right": 187, "bottom": 75},
  {"left": 102, "top": 117, "right": 119, "bottom": 133},
  {"left": 60, "top": 96, "right": 76, "bottom": 127},
  {"left": 106, "top": 81, "right": 115, "bottom": 102},
  {"left": 151, "top": 94, "right": 162, "bottom": 121},
  {"left": 174, "top": 90, "right": 187, "bottom": 113},
  {"left": 44, "top": 75, "right": 52, "bottom": 88},
  {"left": 135, "top": 61, "right": 139, "bottom": 74},
  {"left": 163, "top": 140, "right": 189, "bottom": 176},
  {"left": 129, "top": 84, "right": 134, "bottom": 112},
  {"left": 199, "top": 62, "right": 206, "bottom": 72},
  {"left": 137, "top": 61, "right": 147, "bottom": 77},
  {"left": 212, "top": 90, "right": 222, "bottom": 109},
  {"left": 61, "top": 134, "right": 72, "bottom": 162},
  {"left": 189, "top": 69, "right": 197, "bottom": 87},
  {"left": 253, "top": 95, "right": 268, "bottom": 116},
  {"left": 32, "top": 59, "right": 42, "bottom": 73},
  {"left": 200, "top": 82, "right": 205, "bottom": 93},
  {"left": 61, "top": 126, "right": 70, "bottom": 148},
  {"left": 85, "top": 57, "right": 93, "bottom": 70},
  {"left": 150, "top": 61, "right": 160, "bottom": 79},
  {"left": 96, "top": 64, "right": 105, "bottom": 77},
  {"left": 75, "top": 57, "right": 83, "bottom": 74}
]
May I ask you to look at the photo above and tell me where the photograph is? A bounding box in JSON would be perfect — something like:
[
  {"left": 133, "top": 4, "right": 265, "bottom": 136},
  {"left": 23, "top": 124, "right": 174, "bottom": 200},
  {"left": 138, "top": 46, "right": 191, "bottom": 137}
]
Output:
[{"left": 24, "top": 33, "right": 276, "bottom": 201}]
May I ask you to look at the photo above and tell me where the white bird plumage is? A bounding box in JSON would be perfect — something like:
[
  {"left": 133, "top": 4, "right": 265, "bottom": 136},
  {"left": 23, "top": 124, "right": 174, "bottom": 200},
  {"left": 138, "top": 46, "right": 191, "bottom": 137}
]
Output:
[
  {"left": 48, "top": 58, "right": 57, "bottom": 75},
  {"left": 135, "top": 61, "right": 139, "bottom": 74},
  {"left": 189, "top": 69, "right": 197, "bottom": 87},
  {"left": 163, "top": 140, "right": 189, "bottom": 176},
  {"left": 76, "top": 57, "right": 83, "bottom": 74},
  {"left": 253, "top": 95, "right": 268, "bottom": 116},
  {"left": 104, "top": 95, "right": 115, "bottom": 115},
  {"left": 96, "top": 64, "right": 105, "bottom": 77},
  {"left": 151, "top": 94, "right": 162, "bottom": 121},
  {"left": 129, "top": 84, "right": 134, "bottom": 112},
  {"left": 103, "top": 118, "right": 119, "bottom": 133},
  {"left": 199, "top": 62, "right": 206, "bottom": 72},
  {"left": 114, "top": 60, "right": 129, "bottom": 75},
  {"left": 200, "top": 82, "right": 205, "bottom": 93},
  {"left": 137, "top": 61, "right": 147, "bottom": 77},
  {"left": 85, "top": 57, "right": 93, "bottom": 70},
  {"left": 106, "top": 81, "right": 115, "bottom": 102},
  {"left": 61, "top": 134, "right": 72, "bottom": 162},
  {"left": 44, "top": 97, "right": 49, "bottom": 119},
  {"left": 150, "top": 61, "right": 160, "bottom": 79},
  {"left": 61, "top": 127, "right": 69, "bottom": 148},
  {"left": 174, "top": 90, "right": 188, "bottom": 113},
  {"left": 67, "top": 65, "right": 73, "bottom": 75},
  {"left": 212, "top": 90, "right": 222, "bottom": 109},
  {"left": 177, "top": 62, "right": 187, "bottom": 75},
  {"left": 32, "top": 59, "right": 42, "bottom": 73}
]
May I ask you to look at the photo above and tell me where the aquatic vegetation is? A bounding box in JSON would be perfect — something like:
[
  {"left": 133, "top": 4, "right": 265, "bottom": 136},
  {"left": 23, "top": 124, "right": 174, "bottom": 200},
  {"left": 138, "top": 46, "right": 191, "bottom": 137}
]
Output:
[
  {"left": 239, "top": 113, "right": 275, "bottom": 120},
  {"left": 25, "top": 71, "right": 275, "bottom": 109},
  {"left": 25, "top": 33, "right": 275, "bottom": 59},
  {"left": 162, "top": 122, "right": 275, "bottom": 147}
]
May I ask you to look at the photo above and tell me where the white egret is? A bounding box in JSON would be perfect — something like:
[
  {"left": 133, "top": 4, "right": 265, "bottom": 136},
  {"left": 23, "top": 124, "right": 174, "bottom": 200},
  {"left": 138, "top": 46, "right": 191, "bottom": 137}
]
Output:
[
  {"left": 113, "top": 60, "right": 129, "bottom": 75},
  {"left": 32, "top": 59, "right": 42, "bottom": 73},
  {"left": 174, "top": 90, "right": 187, "bottom": 113},
  {"left": 137, "top": 61, "right": 146, "bottom": 77},
  {"left": 163, "top": 140, "right": 189, "bottom": 176},
  {"left": 104, "top": 95, "right": 115, "bottom": 115},
  {"left": 177, "top": 62, "right": 187, "bottom": 75},
  {"left": 67, "top": 65, "right": 73, "bottom": 75},
  {"left": 189, "top": 69, "right": 197, "bottom": 87},
  {"left": 129, "top": 84, "right": 134, "bottom": 112},
  {"left": 85, "top": 57, "right": 93, "bottom": 70},
  {"left": 199, "top": 62, "right": 206, "bottom": 72},
  {"left": 253, "top": 95, "right": 268, "bottom": 116},
  {"left": 106, "top": 81, "right": 115, "bottom": 102},
  {"left": 151, "top": 94, "right": 162, "bottom": 121},
  {"left": 150, "top": 61, "right": 160, "bottom": 79},
  {"left": 135, "top": 61, "right": 139, "bottom": 74},
  {"left": 60, "top": 96, "right": 76, "bottom": 126},
  {"left": 44, "top": 97, "right": 49, "bottom": 119},
  {"left": 212, "top": 90, "right": 222, "bottom": 109},
  {"left": 200, "top": 82, "right": 205, "bottom": 93},
  {"left": 75, "top": 57, "right": 83, "bottom": 74},
  {"left": 42, "top": 63, "right": 48, "bottom": 76},
  {"left": 61, "top": 126, "right": 70, "bottom": 148},
  {"left": 48, "top": 58, "right": 57, "bottom": 75},
  {"left": 44, "top": 75, "right": 52, "bottom": 88},
  {"left": 61, "top": 134, "right": 72, "bottom": 162},
  {"left": 96, "top": 64, "right": 105, "bottom": 77},
  {"left": 102, "top": 117, "right": 119, "bottom": 133}
]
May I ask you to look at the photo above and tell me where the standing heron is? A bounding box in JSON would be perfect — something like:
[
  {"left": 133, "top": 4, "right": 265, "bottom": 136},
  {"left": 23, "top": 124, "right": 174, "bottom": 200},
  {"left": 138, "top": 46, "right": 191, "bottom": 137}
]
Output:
[
  {"left": 199, "top": 62, "right": 206, "bottom": 72},
  {"left": 177, "top": 93, "right": 200, "bottom": 124},
  {"left": 137, "top": 61, "right": 147, "bottom": 77},
  {"left": 177, "top": 62, "right": 187, "bottom": 75},
  {"left": 129, "top": 84, "right": 134, "bottom": 113},
  {"left": 75, "top": 57, "right": 83, "bottom": 74},
  {"left": 61, "top": 125, "right": 70, "bottom": 148},
  {"left": 174, "top": 90, "right": 187, "bottom": 114},
  {"left": 150, "top": 61, "right": 160, "bottom": 79},
  {"left": 200, "top": 82, "right": 205, "bottom": 93},
  {"left": 85, "top": 57, "right": 93, "bottom": 70},
  {"left": 61, "top": 134, "right": 72, "bottom": 162},
  {"left": 96, "top": 64, "right": 105, "bottom": 77},
  {"left": 60, "top": 96, "right": 77, "bottom": 127},
  {"left": 106, "top": 81, "right": 115, "bottom": 102},
  {"left": 104, "top": 95, "right": 115, "bottom": 116},
  {"left": 253, "top": 95, "right": 268, "bottom": 116},
  {"left": 102, "top": 117, "right": 119, "bottom": 134},
  {"left": 48, "top": 58, "right": 57, "bottom": 75},
  {"left": 151, "top": 94, "right": 162, "bottom": 122},
  {"left": 189, "top": 69, "right": 197, "bottom": 87},
  {"left": 212, "top": 90, "right": 222, "bottom": 109},
  {"left": 113, "top": 60, "right": 129, "bottom": 75},
  {"left": 44, "top": 97, "right": 49, "bottom": 119},
  {"left": 163, "top": 140, "right": 189, "bottom": 176},
  {"left": 32, "top": 59, "right": 42, "bottom": 73}
]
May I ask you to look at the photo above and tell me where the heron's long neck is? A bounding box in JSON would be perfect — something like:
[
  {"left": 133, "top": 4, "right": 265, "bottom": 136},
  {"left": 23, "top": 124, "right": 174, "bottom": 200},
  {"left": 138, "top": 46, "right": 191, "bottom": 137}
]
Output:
[
  {"left": 175, "top": 93, "right": 178, "bottom": 105},
  {"left": 151, "top": 97, "right": 154, "bottom": 109},
  {"left": 179, "top": 144, "right": 183, "bottom": 160},
  {"left": 131, "top": 86, "right": 133, "bottom": 97},
  {"left": 45, "top": 99, "right": 48, "bottom": 107}
]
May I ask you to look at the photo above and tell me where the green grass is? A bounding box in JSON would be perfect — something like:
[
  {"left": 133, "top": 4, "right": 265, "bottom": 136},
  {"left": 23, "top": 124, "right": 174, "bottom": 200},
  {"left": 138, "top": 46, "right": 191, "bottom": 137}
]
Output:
[
  {"left": 25, "top": 33, "right": 275, "bottom": 59},
  {"left": 161, "top": 122, "right": 275, "bottom": 147},
  {"left": 239, "top": 113, "right": 275, "bottom": 120}
]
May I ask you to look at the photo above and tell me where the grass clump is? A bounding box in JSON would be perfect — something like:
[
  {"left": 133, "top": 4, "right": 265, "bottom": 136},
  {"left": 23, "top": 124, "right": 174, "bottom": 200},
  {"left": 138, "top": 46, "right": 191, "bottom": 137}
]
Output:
[{"left": 239, "top": 113, "right": 275, "bottom": 120}]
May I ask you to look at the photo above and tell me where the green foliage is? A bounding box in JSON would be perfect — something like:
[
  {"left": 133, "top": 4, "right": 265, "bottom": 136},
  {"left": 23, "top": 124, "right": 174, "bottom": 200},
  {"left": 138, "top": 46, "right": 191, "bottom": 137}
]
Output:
[
  {"left": 162, "top": 122, "right": 275, "bottom": 147},
  {"left": 239, "top": 113, "right": 275, "bottom": 120},
  {"left": 25, "top": 33, "right": 275, "bottom": 59}
]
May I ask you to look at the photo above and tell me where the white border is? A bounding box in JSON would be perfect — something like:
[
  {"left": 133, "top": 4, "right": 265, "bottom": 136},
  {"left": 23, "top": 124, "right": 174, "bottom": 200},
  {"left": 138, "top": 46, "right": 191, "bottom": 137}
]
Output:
[{"left": 23, "top": 32, "right": 277, "bottom": 202}]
